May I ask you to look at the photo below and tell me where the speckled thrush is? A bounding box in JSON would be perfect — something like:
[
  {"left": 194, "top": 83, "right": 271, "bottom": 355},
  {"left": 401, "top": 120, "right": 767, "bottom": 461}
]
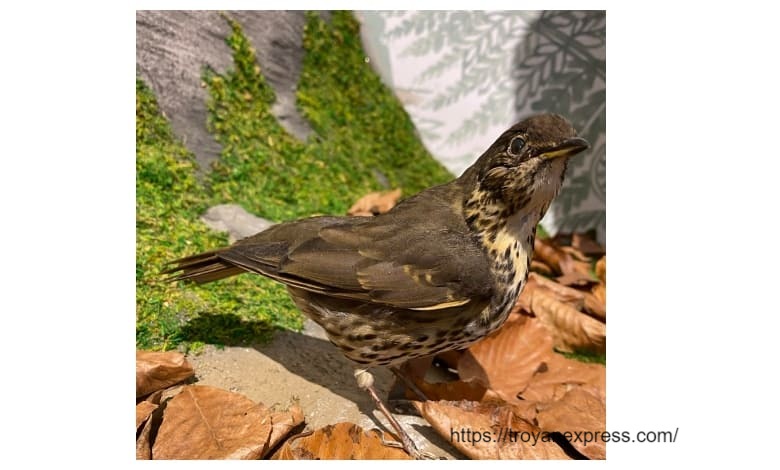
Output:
[{"left": 165, "top": 113, "right": 589, "bottom": 458}]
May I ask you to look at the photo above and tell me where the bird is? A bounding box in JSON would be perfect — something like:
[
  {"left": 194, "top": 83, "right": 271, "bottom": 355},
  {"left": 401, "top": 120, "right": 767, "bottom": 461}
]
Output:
[{"left": 164, "top": 113, "right": 589, "bottom": 458}]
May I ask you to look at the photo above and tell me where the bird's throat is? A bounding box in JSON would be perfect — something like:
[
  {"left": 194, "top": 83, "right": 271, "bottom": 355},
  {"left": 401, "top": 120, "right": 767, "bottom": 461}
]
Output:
[
  {"left": 464, "top": 190, "right": 539, "bottom": 263},
  {"left": 464, "top": 189, "right": 543, "bottom": 324}
]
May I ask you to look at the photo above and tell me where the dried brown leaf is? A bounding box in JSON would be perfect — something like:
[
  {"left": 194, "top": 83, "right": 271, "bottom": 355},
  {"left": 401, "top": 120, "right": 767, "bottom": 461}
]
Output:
[
  {"left": 272, "top": 422, "right": 412, "bottom": 460},
  {"left": 267, "top": 406, "right": 305, "bottom": 452},
  {"left": 412, "top": 378, "right": 491, "bottom": 402},
  {"left": 583, "top": 290, "right": 606, "bottom": 322},
  {"left": 592, "top": 282, "right": 606, "bottom": 305},
  {"left": 527, "top": 273, "right": 586, "bottom": 309},
  {"left": 533, "top": 238, "right": 564, "bottom": 275},
  {"left": 159, "top": 384, "right": 185, "bottom": 402},
  {"left": 556, "top": 250, "right": 597, "bottom": 286},
  {"left": 534, "top": 239, "right": 596, "bottom": 286},
  {"left": 559, "top": 245, "right": 591, "bottom": 263},
  {"left": 136, "top": 350, "right": 194, "bottom": 398},
  {"left": 595, "top": 256, "right": 606, "bottom": 284},
  {"left": 347, "top": 188, "right": 402, "bottom": 216},
  {"left": 519, "top": 353, "right": 606, "bottom": 403},
  {"left": 530, "top": 260, "right": 555, "bottom": 276},
  {"left": 571, "top": 232, "right": 605, "bottom": 258},
  {"left": 555, "top": 271, "right": 598, "bottom": 287},
  {"left": 457, "top": 314, "right": 554, "bottom": 405},
  {"left": 415, "top": 400, "right": 571, "bottom": 459},
  {"left": 515, "top": 278, "right": 537, "bottom": 313},
  {"left": 530, "top": 292, "right": 606, "bottom": 354},
  {"left": 152, "top": 385, "right": 302, "bottom": 460},
  {"left": 536, "top": 387, "right": 606, "bottom": 459},
  {"left": 136, "top": 410, "right": 155, "bottom": 460},
  {"left": 136, "top": 401, "right": 158, "bottom": 431},
  {"left": 518, "top": 274, "right": 605, "bottom": 328},
  {"left": 142, "top": 389, "right": 163, "bottom": 406}
]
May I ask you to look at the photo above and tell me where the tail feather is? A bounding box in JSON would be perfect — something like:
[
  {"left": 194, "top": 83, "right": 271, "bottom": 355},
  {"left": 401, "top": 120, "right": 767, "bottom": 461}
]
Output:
[{"left": 163, "top": 250, "right": 245, "bottom": 284}]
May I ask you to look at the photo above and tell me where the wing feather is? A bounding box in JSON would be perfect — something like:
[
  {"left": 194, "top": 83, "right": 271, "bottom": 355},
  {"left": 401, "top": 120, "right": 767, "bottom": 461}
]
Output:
[{"left": 167, "top": 202, "right": 495, "bottom": 311}]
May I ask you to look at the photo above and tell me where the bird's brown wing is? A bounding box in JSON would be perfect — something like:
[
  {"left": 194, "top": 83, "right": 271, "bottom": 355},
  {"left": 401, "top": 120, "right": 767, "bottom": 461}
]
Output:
[{"left": 184, "top": 212, "right": 495, "bottom": 311}]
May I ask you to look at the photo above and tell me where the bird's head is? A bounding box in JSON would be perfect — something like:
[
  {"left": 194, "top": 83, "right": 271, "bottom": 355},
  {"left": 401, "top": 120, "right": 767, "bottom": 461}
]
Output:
[{"left": 464, "top": 114, "right": 589, "bottom": 216}]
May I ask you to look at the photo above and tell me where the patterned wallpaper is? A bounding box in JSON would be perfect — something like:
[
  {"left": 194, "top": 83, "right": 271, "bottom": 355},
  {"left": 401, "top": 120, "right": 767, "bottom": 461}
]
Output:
[{"left": 358, "top": 11, "right": 606, "bottom": 242}]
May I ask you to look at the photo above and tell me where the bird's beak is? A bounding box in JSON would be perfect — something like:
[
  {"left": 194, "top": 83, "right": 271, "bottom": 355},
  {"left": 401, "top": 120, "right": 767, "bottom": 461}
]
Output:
[{"left": 538, "top": 137, "right": 590, "bottom": 160}]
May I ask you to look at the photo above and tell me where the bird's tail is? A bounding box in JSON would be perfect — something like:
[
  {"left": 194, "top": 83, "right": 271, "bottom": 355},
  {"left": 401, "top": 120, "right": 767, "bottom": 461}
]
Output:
[{"left": 162, "top": 249, "right": 245, "bottom": 284}]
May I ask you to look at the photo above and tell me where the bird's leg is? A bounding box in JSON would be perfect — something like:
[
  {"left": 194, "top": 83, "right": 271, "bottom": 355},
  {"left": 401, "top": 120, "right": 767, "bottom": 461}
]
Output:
[
  {"left": 354, "top": 368, "right": 429, "bottom": 459},
  {"left": 387, "top": 358, "right": 431, "bottom": 416},
  {"left": 390, "top": 359, "right": 431, "bottom": 401}
]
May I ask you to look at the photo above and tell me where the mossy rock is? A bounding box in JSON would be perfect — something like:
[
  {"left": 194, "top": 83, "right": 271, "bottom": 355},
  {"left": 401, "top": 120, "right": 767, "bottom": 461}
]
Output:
[{"left": 136, "top": 11, "right": 452, "bottom": 351}]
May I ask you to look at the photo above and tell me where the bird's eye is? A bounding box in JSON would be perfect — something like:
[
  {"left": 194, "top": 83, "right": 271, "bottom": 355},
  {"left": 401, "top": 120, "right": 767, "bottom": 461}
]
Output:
[{"left": 508, "top": 136, "right": 526, "bottom": 156}]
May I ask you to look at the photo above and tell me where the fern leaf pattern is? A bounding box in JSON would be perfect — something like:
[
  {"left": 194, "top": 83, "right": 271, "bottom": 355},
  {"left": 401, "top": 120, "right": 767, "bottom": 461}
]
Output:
[{"left": 359, "top": 10, "right": 605, "bottom": 242}]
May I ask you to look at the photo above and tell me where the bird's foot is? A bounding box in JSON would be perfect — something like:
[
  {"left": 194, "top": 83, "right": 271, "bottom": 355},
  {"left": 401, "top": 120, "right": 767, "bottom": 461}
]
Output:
[
  {"left": 356, "top": 368, "right": 439, "bottom": 460},
  {"left": 376, "top": 431, "right": 439, "bottom": 460}
]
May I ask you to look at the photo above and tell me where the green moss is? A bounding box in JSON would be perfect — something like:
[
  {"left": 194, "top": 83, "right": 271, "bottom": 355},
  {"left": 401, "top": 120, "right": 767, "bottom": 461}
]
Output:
[
  {"left": 136, "top": 12, "right": 454, "bottom": 351},
  {"left": 557, "top": 349, "right": 606, "bottom": 365},
  {"left": 205, "top": 12, "right": 452, "bottom": 221},
  {"left": 297, "top": 12, "right": 452, "bottom": 196},
  {"left": 136, "top": 79, "right": 281, "bottom": 351}
]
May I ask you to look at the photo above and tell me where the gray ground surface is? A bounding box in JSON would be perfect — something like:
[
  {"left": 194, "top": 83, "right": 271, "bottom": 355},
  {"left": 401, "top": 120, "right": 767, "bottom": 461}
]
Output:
[{"left": 187, "top": 320, "right": 463, "bottom": 459}]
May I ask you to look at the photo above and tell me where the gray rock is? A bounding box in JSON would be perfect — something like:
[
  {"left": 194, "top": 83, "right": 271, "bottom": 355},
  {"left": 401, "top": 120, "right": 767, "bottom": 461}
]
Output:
[
  {"left": 136, "top": 11, "right": 312, "bottom": 173},
  {"left": 228, "top": 11, "right": 312, "bottom": 143},
  {"left": 302, "top": 318, "right": 329, "bottom": 341},
  {"left": 200, "top": 204, "right": 273, "bottom": 243}
]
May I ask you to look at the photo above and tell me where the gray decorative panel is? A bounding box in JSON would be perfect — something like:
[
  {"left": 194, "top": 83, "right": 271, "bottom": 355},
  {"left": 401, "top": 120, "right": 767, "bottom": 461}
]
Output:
[{"left": 359, "top": 10, "right": 605, "bottom": 242}]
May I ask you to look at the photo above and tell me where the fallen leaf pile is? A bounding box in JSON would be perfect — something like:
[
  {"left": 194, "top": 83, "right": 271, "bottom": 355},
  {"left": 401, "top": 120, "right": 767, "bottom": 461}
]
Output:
[
  {"left": 404, "top": 232, "right": 607, "bottom": 460},
  {"left": 272, "top": 423, "right": 411, "bottom": 460},
  {"left": 520, "top": 236, "right": 606, "bottom": 354},
  {"left": 135, "top": 351, "right": 406, "bottom": 460},
  {"left": 411, "top": 312, "right": 606, "bottom": 459}
]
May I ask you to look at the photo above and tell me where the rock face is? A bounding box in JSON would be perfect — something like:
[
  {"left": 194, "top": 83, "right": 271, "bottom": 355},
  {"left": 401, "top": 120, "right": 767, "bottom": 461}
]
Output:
[
  {"left": 200, "top": 204, "right": 274, "bottom": 243},
  {"left": 136, "top": 11, "right": 312, "bottom": 172}
]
